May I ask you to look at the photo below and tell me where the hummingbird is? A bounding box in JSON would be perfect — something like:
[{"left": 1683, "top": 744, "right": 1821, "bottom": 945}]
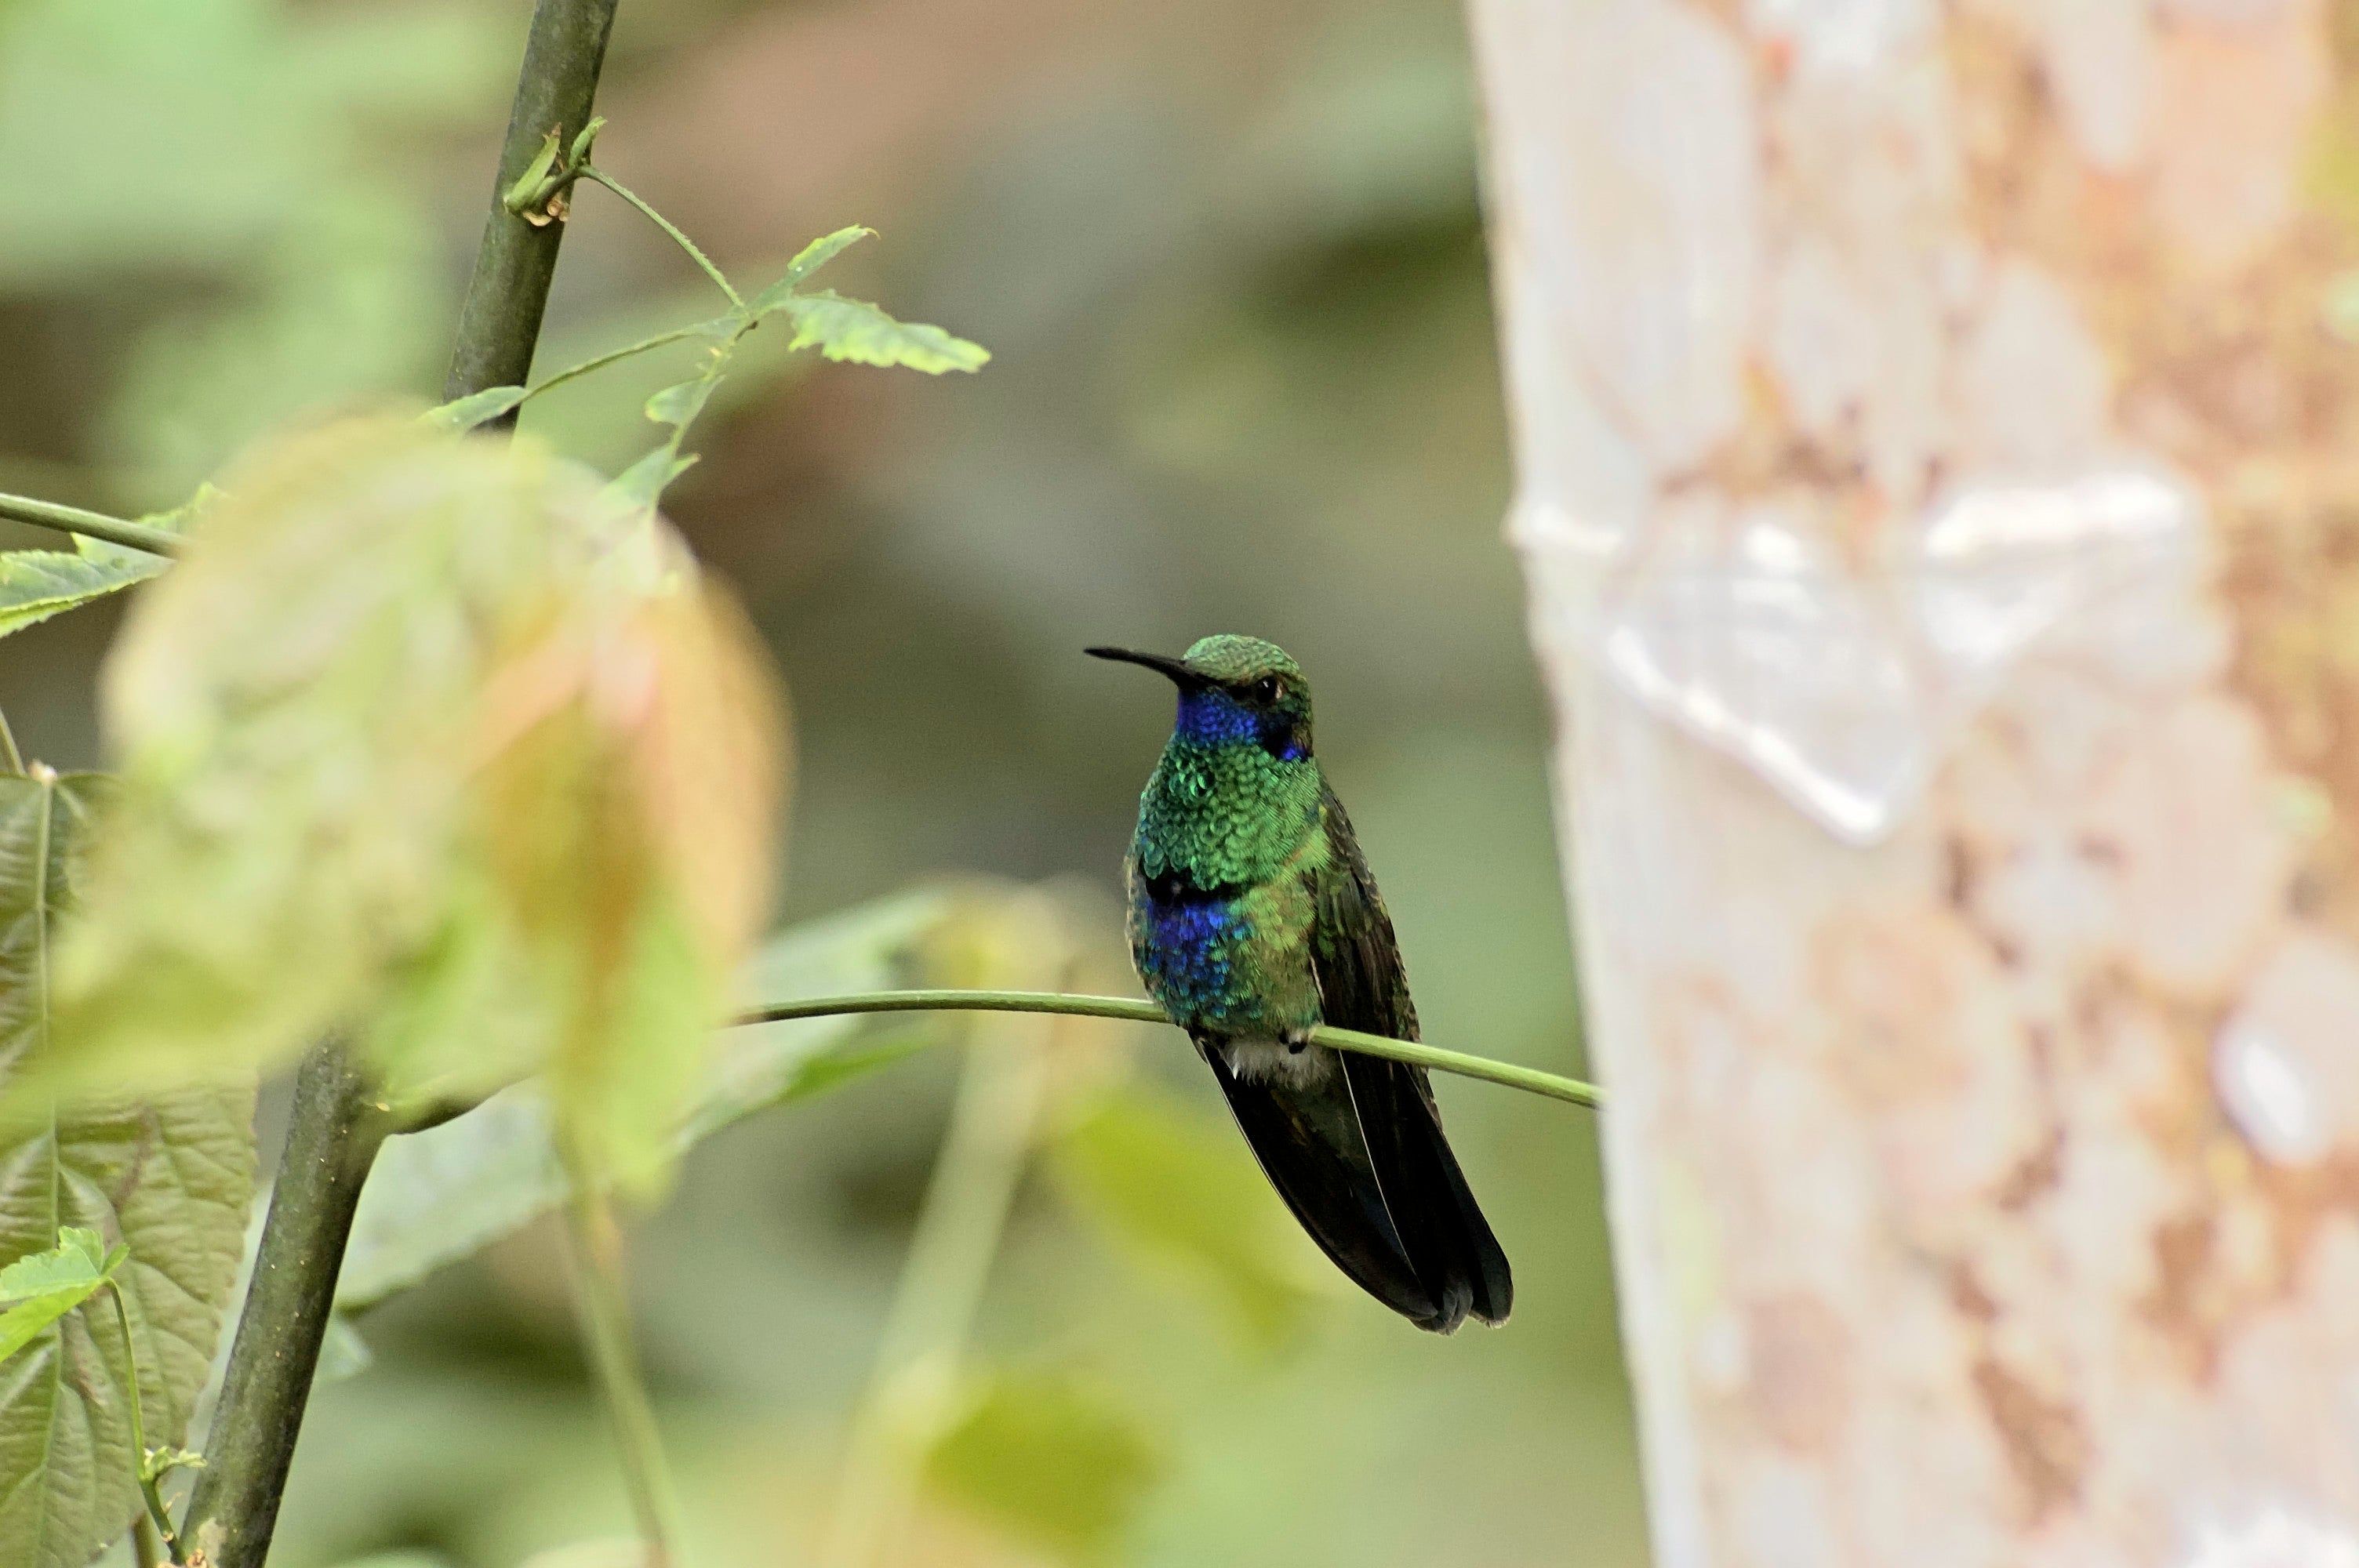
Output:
[{"left": 1087, "top": 634, "right": 1510, "bottom": 1332}]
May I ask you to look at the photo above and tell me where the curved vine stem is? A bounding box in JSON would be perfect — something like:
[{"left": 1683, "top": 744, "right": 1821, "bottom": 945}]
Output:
[
  {"left": 105, "top": 1283, "right": 184, "bottom": 1564},
  {"left": 560, "top": 1174, "right": 686, "bottom": 1567},
  {"left": 734, "top": 989, "right": 1602, "bottom": 1109},
  {"left": 574, "top": 167, "right": 744, "bottom": 310},
  {"left": 0, "top": 492, "right": 182, "bottom": 558}
]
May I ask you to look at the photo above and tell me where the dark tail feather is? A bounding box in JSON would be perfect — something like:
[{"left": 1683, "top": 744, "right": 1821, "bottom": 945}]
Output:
[
  {"left": 1198, "top": 1039, "right": 1511, "bottom": 1333},
  {"left": 1195, "top": 1039, "right": 1444, "bottom": 1328},
  {"left": 1341, "top": 1053, "right": 1513, "bottom": 1329}
]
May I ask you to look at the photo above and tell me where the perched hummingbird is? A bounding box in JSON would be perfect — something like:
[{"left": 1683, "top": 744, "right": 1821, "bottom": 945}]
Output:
[{"left": 1087, "top": 634, "right": 1510, "bottom": 1332}]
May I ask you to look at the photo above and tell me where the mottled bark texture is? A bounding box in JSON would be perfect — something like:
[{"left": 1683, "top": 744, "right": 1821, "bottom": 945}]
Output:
[{"left": 1470, "top": 2, "right": 2359, "bottom": 1563}]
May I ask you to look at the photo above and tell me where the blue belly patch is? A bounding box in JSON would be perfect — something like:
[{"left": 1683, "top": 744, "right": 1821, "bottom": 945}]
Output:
[{"left": 1137, "top": 893, "right": 1261, "bottom": 1028}]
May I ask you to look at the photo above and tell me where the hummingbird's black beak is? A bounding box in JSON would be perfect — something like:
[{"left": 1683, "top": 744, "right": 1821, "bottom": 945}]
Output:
[{"left": 1085, "top": 646, "right": 1204, "bottom": 688}]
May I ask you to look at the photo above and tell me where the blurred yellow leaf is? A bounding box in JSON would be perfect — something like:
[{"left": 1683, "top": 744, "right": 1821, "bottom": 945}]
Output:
[{"left": 49, "top": 414, "right": 787, "bottom": 1196}]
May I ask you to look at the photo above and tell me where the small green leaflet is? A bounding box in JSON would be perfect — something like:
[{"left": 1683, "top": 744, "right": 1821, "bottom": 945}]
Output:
[
  {"left": 643, "top": 376, "right": 718, "bottom": 430},
  {"left": 420, "top": 384, "right": 528, "bottom": 433},
  {"left": 746, "top": 225, "right": 875, "bottom": 315},
  {"left": 0, "top": 1225, "right": 121, "bottom": 1301},
  {"left": 0, "top": 1228, "right": 124, "bottom": 1366},
  {"left": 773, "top": 291, "right": 989, "bottom": 373}
]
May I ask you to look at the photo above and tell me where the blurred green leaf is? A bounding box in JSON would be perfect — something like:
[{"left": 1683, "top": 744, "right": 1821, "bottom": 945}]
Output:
[
  {"left": 104, "top": 191, "right": 451, "bottom": 489},
  {"left": 0, "top": 771, "right": 256, "bottom": 1568},
  {"left": 51, "top": 416, "right": 785, "bottom": 1198},
  {"left": 517, "top": 1543, "right": 643, "bottom": 1568},
  {"left": 336, "top": 891, "right": 951, "bottom": 1312},
  {"left": 1052, "top": 1083, "right": 1319, "bottom": 1347},
  {"left": 324, "top": 1553, "right": 457, "bottom": 1568},
  {"left": 317, "top": 1311, "right": 374, "bottom": 1384},
  {"left": 0, "top": 1, "right": 507, "bottom": 491},
  {"left": 772, "top": 292, "right": 990, "bottom": 373},
  {"left": 747, "top": 226, "right": 876, "bottom": 314},
  {"left": 280, "top": 1, "right": 515, "bottom": 127},
  {"left": 422, "top": 385, "right": 529, "bottom": 433},
  {"left": 925, "top": 1370, "right": 1163, "bottom": 1562}
]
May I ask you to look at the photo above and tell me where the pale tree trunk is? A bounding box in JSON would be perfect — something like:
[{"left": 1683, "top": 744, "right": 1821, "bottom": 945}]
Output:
[{"left": 1468, "top": 2, "right": 2359, "bottom": 1563}]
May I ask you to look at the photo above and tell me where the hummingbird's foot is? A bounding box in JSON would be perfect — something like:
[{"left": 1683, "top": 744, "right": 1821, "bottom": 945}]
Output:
[{"left": 1282, "top": 1028, "right": 1312, "bottom": 1054}]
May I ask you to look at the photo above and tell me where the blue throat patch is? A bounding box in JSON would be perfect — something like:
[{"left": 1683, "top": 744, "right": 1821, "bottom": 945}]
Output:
[{"left": 1175, "top": 690, "right": 1306, "bottom": 761}]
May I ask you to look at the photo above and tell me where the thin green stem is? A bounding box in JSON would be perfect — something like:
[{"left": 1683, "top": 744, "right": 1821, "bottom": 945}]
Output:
[
  {"left": 735, "top": 990, "right": 1603, "bottom": 1109},
  {"left": 0, "top": 709, "right": 22, "bottom": 776},
  {"left": 819, "top": 999, "right": 1056, "bottom": 1568},
  {"left": 528, "top": 322, "right": 725, "bottom": 401},
  {"left": 0, "top": 492, "right": 182, "bottom": 558},
  {"left": 576, "top": 167, "right": 745, "bottom": 310},
  {"left": 106, "top": 1285, "right": 184, "bottom": 1565},
  {"left": 560, "top": 1179, "right": 686, "bottom": 1568}
]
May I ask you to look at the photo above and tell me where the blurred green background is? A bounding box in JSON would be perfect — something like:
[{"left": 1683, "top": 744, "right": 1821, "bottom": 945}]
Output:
[{"left": 0, "top": 0, "right": 1642, "bottom": 1563}]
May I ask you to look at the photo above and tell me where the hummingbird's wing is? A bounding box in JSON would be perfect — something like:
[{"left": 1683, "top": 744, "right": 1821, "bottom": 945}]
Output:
[
  {"left": 1310, "top": 787, "right": 1513, "bottom": 1330},
  {"left": 1194, "top": 1036, "right": 1443, "bottom": 1325}
]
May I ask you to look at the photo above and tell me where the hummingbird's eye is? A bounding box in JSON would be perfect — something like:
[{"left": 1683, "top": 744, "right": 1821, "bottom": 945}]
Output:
[{"left": 1254, "top": 676, "right": 1284, "bottom": 702}]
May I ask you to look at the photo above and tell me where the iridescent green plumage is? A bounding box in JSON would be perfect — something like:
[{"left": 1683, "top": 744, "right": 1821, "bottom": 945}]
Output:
[{"left": 1089, "top": 634, "right": 1510, "bottom": 1333}]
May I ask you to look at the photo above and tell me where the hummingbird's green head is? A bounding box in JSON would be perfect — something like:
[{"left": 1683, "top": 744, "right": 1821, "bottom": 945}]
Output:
[{"left": 1085, "top": 634, "right": 1314, "bottom": 760}]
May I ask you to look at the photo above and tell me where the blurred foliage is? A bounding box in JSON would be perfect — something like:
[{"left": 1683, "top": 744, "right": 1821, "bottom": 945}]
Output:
[
  {"left": 0, "top": 0, "right": 517, "bottom": 493},
  {"left": 338, "top": 891, "right": 954, "bottom": 1313},
  {"left": 925, "top": 1371, "right": 1163, "bottom": 1561},
  {"left": 47, "top": 417, "right": 783, "bottom": 1196},
  {"left": 0, "top": 771, "right": 256, "bottom": 1568},
  {"left": 0, "top": 0, "right": 1644, "bottom": 1563},
  {"left": 1050, "top": 1084, "right": 1321, "bottom": 1350}
]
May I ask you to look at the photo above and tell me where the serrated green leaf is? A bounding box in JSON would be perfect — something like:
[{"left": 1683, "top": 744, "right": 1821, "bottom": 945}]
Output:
[
  {"left": 421, "top": 384, "right": 528, "bottom": 432},
  {"left": 777, "top": 292, "right": 989, "bottom": 373},
  {"left": 747, "top": 226, "right": 875, "bottom": 314},
  {"left": 643, "top": 377, "right": 716, "bottom": 430},
  {"left": 336, "top": 891, "right": 950, "bottom": 1311},
  {"left": 1052, "top": 1084, "right": 1318, "bottom": 1347},
  {"left": 924, "top": 1370, "right": 1163, "bottom": 1561},
  {"left": 49, "top": 416, "right": 786, "bottom": 1199},
  {"left": 0, "top": 540, "right": 169, "bottom": 641},
  {"left": 0, "top": 481, "right": 207, "bottom": 640},
  {"left": 0, "top": 771, "right": 256, "bottom": 1568}
]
